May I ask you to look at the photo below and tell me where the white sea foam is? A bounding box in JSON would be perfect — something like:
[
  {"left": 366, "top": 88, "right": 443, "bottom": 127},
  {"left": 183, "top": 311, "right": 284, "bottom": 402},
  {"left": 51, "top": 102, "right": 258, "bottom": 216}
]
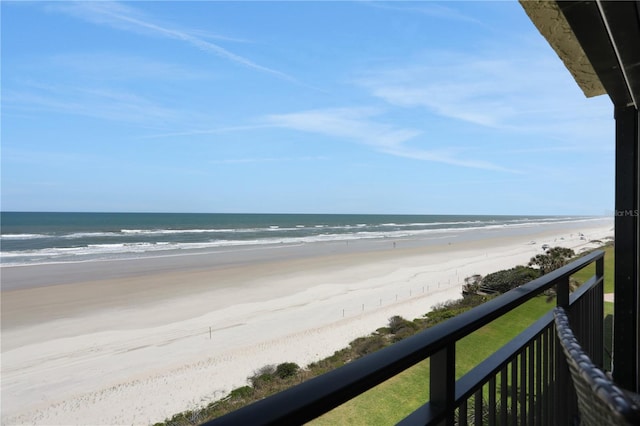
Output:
[
  {"left": 63, "top": 232, "right": 121, "bottom": 239},
  {"left": 120, "top": 228, "right": 228, "bottom": 235},
  {"left": 0, "top": 216, "right": 611, "bottom": 267},
  {"left": 0, "top": 234, "right": 49, "bottom": 240}
]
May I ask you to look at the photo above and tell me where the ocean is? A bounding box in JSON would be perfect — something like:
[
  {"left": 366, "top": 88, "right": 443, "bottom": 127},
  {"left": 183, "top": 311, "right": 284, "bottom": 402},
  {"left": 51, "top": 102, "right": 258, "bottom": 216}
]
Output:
[{"left": 0, "top": 212, "right": 602, "bottom": 267}]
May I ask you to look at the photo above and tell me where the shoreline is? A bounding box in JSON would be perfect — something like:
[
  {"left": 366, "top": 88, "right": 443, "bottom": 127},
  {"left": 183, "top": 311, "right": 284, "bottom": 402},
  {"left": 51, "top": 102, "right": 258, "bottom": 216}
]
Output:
[
  {"left": 1, "top": 217, "right": 611, "bottom": 290},
  {"left": 1, "top": 219, "right": 614, "bottom": 425}
]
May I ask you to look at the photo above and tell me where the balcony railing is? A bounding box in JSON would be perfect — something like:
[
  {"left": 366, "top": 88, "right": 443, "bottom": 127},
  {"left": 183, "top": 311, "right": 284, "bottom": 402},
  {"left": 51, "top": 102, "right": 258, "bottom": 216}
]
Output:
[{"left": 205, "top": 250, "right": 605, "bottom": 425}]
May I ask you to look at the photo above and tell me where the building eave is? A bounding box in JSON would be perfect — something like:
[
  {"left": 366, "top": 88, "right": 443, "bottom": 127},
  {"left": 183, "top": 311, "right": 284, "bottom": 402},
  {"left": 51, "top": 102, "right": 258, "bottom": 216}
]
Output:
[
  {"left": 520, "top": 0, "right": 606, "bottom": 98},
  {"left": 521, "top": 0, "right": 640, "bottom": 108}
]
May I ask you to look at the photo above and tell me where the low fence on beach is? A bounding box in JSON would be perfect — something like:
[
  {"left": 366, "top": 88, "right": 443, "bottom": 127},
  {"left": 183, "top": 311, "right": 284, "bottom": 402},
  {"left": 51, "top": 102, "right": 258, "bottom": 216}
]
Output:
[{"left": 205, "top": 250, "right": 606, "bottom": 425}]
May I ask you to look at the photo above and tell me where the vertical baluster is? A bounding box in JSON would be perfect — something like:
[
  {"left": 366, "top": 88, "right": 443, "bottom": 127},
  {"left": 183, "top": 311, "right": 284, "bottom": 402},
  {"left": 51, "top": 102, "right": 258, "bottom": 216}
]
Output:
[
  {"left": 545, "top": 326, "right": 553, "bottom": 425},
  {"left": 520, "top": 349, "right": 527, "bottom": 425},
  {"left": 575, "top": 294, "right": 582, "bottom": 344},
  {"left": 596, "top": 257, "right": 605, "bottom": 367},
  {"left": 583, "top": 289, "right": 589, "bottom": 354},
  {"left": 489, "top": 376, "right": 496, "bottom": 425},
  {"left": 536, "top": 333, "right": 542, "bottom": 426},
  {"left": 528, "top": 343, "right": 535, "bottom": 426},
  {"left": 596, "top": 280, "right": 602, "bottom": 362},
  {"left": 550, "top": 320, "right": 558, "bottom": 425},
  {"left": 584, "top": 292, "right": 589, "bottom": 353},
  {"left": 500, "top": 366, "right": 508, "bottom": 425},
  {"left": 592, "top": 286, "right": 595, "bottom": 354},
  {"left": 459, "top": 400, "right": 467, "bottom": 426},
  {"left": 511, "top": 358, "right": 518, "bottom": 424},
  {"left": 474, "top": 389, "right": 482, "bottom": 426}
]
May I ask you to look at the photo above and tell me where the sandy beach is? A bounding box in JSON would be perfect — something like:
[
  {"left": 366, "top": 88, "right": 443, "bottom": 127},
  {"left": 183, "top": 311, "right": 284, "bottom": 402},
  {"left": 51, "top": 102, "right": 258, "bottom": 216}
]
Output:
[{"left": 1, "top": 219, "right": 613, "bottom": 425}]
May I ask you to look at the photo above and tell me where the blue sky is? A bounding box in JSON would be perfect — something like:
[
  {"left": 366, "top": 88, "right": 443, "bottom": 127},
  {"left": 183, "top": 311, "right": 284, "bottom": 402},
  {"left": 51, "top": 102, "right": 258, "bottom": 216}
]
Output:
[{"left": 1, "top": 1, "right": 614, "bottom": 215}]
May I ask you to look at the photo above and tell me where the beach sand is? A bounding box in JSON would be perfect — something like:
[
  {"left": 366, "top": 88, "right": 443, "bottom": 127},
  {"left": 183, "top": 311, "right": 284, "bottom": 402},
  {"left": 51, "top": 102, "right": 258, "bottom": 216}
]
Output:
[{"left": 1, "top": 220, "right": 613, "bottom": 425}]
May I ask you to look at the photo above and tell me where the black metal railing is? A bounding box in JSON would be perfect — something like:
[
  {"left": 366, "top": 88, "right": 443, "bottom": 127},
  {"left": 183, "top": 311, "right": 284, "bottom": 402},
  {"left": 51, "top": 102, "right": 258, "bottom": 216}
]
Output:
[{"left": 205, "top": 250, "right": 605, "bottom": 425}]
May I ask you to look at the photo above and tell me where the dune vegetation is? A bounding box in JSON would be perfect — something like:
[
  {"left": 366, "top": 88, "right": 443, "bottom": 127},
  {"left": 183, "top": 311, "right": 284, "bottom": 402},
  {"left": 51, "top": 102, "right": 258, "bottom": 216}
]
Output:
[{"left": 156, "top": 243, "right": 613, "bottom": 426}]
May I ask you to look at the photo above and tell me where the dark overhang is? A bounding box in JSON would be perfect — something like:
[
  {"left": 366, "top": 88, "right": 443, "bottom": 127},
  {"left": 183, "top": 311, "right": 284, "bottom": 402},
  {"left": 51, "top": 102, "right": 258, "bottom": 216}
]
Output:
[
  {"left": 521, "top": 0, "right": 640, "bottom": 108},
  {"left": 523, "top": 1, "right": 640, "bottom": 392}
]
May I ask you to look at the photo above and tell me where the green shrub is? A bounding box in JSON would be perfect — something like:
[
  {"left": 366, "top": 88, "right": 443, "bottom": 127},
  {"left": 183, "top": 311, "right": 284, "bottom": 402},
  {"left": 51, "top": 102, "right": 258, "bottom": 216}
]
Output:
[
  {"left": 422, "top": 296, "right": 493, "bottom": 327},
  {"left": 229, "top": 386, "right": 254, "bottom": 399},
  {"left": 350, "top": 334, "right": 386, "bottom": 356},
  {"left": 528, "top": 246, "right": 575, "bottom": 274},
  {"left": 376, "top": 326, "right": 391, "bottom": 335},
  {"left": 249, "top": 365, "right": 275, "bottom": 389},
  {"left": 275, "top": 362, "right": 300, "bottom": 379},
  {"left": 453, "top": 294, "right": 488, "bottom": 307},
  {"left": 386, "top": 315, "right": 419, "bottom": 342},
  {"left": 388, "top": 315, "right": 417, "bottom": 334},
  {"left": 425, "top": 307, "right": 466, "bottom": 325},
  {"left": 481, "top": 265, "right": 539, "bottom": 294}
]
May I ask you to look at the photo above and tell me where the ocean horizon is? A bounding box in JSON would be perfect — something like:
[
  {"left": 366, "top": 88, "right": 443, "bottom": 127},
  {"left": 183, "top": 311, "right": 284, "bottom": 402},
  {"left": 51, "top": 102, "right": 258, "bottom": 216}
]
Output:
[{"left": 0, "top": 212, "right": 606, "bottom": 267}]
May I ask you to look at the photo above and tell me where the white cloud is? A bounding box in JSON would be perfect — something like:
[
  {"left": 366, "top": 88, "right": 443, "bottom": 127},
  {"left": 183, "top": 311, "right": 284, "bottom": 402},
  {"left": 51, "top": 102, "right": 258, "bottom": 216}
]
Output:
[
  {"left": 185, "top": 29, "right": 252, "bottom": 44},
  {"left": 355, "top": 48, "right": 612, "bottom": 145},
  {"left": 210, "top": 156, "right": 328, "bottom": 164},
  {"left": 139, "top": 125, "right": 275, "bottom": 140},
  {"left": 266, "top": 107, "right": 418, "bottom": 148},
  {"left": 45, "top": 53, "right": 210, "bottom": 81},
  {"left": 380, "top": 145, "right": 518, "bottom": 172},
  {"left": 363, "top": 1, "right": 482, "bottom": 24},
  {"left": 49, "top": 1, "right": 297, "bottom": 83},
  {"left": 265, "top": 107, "right": 515, "bottom": 172},
  {"left": 357, "top": 55, "right": 539, "bottom": 128},
  {"left": 4, "top": 84, "right": 202, "bottom": 128}
]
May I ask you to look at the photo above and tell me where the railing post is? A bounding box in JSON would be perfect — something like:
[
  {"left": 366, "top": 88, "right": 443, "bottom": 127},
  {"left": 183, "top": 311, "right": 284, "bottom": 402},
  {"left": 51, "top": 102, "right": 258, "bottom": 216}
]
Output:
[
  {"left": 595, "top": 256, "right": 605, "bottom": 367},
  {"left": 596, "top": 256, "right": 604, "bottom": 281},
  {"left": 555, "top": 275, "right": 571, "bottom": 424},
  {"left": 613, "top": 104, "right": 639, "bottom": 393},
  {"left": 430, "top": 343, "right": 456, "bottom": 426},
  {"left": 556, "top": 275, "right": 570, "bottom": 309}
]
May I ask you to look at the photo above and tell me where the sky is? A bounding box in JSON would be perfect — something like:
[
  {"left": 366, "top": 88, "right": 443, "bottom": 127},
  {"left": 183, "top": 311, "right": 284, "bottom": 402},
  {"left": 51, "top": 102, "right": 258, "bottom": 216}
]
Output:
[{"left": 1, "top": 1, "right": 615, "bottom": 215}]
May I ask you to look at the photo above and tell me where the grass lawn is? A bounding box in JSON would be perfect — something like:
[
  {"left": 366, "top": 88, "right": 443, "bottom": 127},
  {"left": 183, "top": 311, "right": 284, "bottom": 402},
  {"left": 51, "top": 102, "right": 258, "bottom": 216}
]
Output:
[
  {"left": 311, "top": 296, "right": 555, "bottom": 425},
  {"left": 573, "top": 245, "right": 614, "bottom": 368},
  {"left": 312, "top": 246, "right": 614, "bottom": 425},
  {"left": 571, "top": 245, "right": 614, "bottom": 293}
]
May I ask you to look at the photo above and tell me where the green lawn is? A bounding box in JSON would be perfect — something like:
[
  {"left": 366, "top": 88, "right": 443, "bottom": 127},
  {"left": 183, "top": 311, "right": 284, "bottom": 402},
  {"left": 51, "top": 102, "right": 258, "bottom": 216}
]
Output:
[
  {"left": 311, "top": 296, "right": 555, "bottom": 425},
  {"left": 571, "top": 245, "right": 614, "bottom": 293},
  {"left": 312, "top": 247, "right": 614, "bottom": 425},
  {"left": 573, "top": 245, "right": 614, "bottom": 368}
]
